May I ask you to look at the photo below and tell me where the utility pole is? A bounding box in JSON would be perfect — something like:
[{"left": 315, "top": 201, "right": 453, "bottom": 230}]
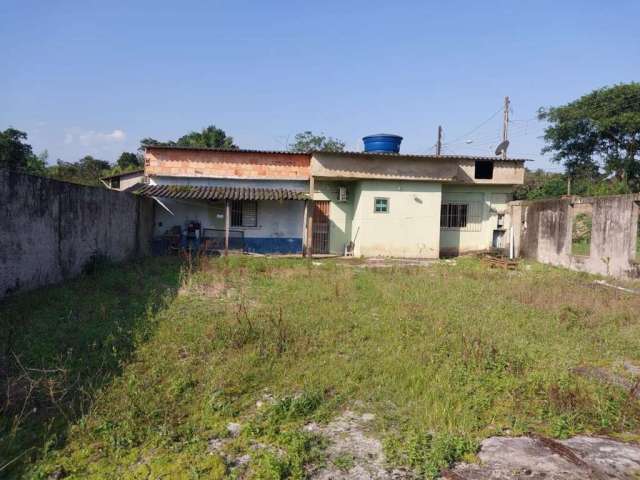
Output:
[
  {"left": 436, "top": 125, "right": 443, "bottom": 156},
  {"left": 502, "top": 96, "right": 510, "bottom": 160}
]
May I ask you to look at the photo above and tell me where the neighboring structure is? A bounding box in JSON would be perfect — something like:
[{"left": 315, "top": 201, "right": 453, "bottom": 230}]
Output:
[
  {"left": 510, "top": 194, "right": 640, "bottom": 278},
  {"left": 135, "top": 138, "right": 527, "bottom": 257},
  {"left": 101, "top": 169, "right": 145, "bottom": 191}
]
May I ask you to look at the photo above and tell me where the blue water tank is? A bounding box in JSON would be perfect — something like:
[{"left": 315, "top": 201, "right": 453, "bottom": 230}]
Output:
[{"left": 362, "top": 134, "right": 403, "bottom": 153}]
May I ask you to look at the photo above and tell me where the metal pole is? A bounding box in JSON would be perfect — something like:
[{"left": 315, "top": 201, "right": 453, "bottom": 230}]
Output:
[
  {"left": 224, "top": 200, "right": 230, "bottom": 256},
  {"left": 307, "top": 176, "right": 315, "bottom": 257},
  {"left": 302, "top": 199, "right": 308, "bottom": 257},
  {"left": 436, "top": 125, "right": 442, "bottom": 156}
]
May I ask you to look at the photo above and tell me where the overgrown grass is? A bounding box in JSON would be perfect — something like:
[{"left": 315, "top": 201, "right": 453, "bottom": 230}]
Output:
[
  {"left": 2, "top": 256, "right": 640, "bottom": 479},
  {"left": 0, "top": 257, "right": 182, "bottom": 479}
]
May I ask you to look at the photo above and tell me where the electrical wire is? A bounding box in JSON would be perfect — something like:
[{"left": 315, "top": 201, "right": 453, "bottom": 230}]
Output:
[{"left": 443, "top": 106, "right": 503, "bottom": 146}]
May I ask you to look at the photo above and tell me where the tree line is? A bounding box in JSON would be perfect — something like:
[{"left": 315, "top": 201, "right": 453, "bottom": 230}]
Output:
[
  {"left": 0, "top": 126, "right": 345, "bottom": 187},
  {"left": 2, "top": 82, "right": 638, "bottom": 196}
]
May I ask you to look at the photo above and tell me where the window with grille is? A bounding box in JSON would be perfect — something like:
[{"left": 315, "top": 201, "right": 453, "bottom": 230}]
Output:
[
  {"left": 440, "top": 202, "right": 482, "bottom": 231},
  {"left": 231, "top": 201, "right": 257, "bottom": 227}
]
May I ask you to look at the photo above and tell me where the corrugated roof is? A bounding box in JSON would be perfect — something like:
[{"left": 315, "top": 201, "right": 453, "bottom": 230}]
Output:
[
  {"left": 314, "top": 150, "right": 530, "bottom": 162},
  {"left": 145, "top": 144, "right": 530, "bottom": 162},
  {"left": 100, "top": 169, "right": 144, "bottom": 180},
  {"left": 133, "top": 184, "right": 308, "bottom": 201},
  {"left": 144, "top": 145, "right": 306, "bottom": 156}
]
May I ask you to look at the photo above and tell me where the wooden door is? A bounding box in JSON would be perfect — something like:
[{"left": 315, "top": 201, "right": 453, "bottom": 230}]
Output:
[{"left": 312, "top": 201, "right": 330, "bottom": 254}]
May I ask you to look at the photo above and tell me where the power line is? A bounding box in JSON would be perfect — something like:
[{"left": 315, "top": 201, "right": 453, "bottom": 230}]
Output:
[{"left": 444, "top": 105, "right": 503, "bottom": 146}]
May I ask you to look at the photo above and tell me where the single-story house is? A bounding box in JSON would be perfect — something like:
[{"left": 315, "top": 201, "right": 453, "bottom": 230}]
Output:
[{"left": 134, "top": 136, "right": 527, "bottom": 257}]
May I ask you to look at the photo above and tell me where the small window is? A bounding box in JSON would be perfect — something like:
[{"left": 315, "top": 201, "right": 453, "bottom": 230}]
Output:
[
  {"left": 474, "top": 161, "right": 494, "bottom": 179},
  {"left": 231, "top": 200, "right": 257, "bottom": 227},
  {"left": 110, "top": 177, "right": 120, "bottom": 189},
  {"left": 374, "top": 197, "right": 389, "bottom": 213},
  {"left": 441, "top": 203, "right": 468, "bottom": 229},
  {"left": 571, "top": 205, "right": 592, "bottom": 256}
]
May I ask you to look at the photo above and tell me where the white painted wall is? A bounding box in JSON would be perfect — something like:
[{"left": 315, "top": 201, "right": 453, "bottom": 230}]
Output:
[
  {"left": 153, "top": 198, "right": 303, "bottom": 238},
  {"left": 150, "top": 176, "right": 307, "bottom": 239}
]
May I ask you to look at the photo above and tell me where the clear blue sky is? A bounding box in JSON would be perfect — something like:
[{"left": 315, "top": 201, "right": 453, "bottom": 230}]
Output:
[{"left": 2, "top": 1, "right": 639, "bottom": 171}]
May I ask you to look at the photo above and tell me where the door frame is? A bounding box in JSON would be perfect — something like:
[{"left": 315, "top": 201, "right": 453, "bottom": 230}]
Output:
[{"left": 311, "top": 200, "right": 330, "bottom": 254}]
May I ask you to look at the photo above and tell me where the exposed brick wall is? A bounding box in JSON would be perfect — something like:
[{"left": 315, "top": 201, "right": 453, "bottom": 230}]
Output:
[{"left": 145, "top": 148, "right": 310, "bottom": 180}]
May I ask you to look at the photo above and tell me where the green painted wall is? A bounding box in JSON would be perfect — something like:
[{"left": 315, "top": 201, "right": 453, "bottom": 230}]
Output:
[
  {"left": 315, "top": 181, "right": 515, "bottom": 257},
  {"left": 351, "top": 180, "right": 442, "bottom": 258},
  {"left": 313, "top": 181, "right": 354, "bottom": 254},
  {"left": 439, "top": 185, "right": 514, "bottom": 254}
]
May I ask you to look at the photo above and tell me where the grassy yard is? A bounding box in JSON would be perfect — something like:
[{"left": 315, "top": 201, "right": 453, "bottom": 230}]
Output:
[{"left": 2, "top": 256, "right": 640, "bottom": 479}]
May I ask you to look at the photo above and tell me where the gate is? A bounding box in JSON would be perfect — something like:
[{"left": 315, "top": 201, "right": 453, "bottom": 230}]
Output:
[{"left": 312, "top": 201, "right": 330, "bottom": 254}]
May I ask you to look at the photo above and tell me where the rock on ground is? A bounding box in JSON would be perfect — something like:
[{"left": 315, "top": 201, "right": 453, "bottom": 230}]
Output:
[
  {"left": 446, "top": 435, "right": 640, "bottom": 480},
  {"left": 306, "top": 410, "right": 414, "bottom": 480}
]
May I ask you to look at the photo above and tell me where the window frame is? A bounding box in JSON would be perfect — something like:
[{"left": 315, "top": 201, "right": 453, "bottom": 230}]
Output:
[
  {"left": 440, "top": 203, "right": 469, "bottom": 230},
  {"left": 373, "top": 197, "right": 390, "bottom": 214},
  {"left": 230, "top": 200, "right": 258, "bottom": 228}
]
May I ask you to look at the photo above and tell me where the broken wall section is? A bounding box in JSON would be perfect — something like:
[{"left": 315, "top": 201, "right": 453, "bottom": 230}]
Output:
[
  {"left": 0, "top": 169, "right": 154, "bottom": 298},
  {"left": 510, "top": 194, "right": 640, "bottom": 279}
]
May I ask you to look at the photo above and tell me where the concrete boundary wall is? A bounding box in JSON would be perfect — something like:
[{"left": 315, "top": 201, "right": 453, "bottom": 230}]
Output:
[
  {"left": 510, "top": 194, "right": 640, "bottom": 279},
  {"left": 0, "top": 169, "right": 154, "bottom": 298}
]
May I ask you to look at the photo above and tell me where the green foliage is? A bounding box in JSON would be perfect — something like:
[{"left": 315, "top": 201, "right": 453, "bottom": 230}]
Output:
[
  {"left": 288, "top": 131, "right": 346, "bottom": 153},
  {"left": 0, "top": 128, "right": 47, "bottom": 174},
  {"left": 115, "top": 151, "right": 142, "bottom": 171},
  {"left": 140, "top": 125, "right": 238, "bottom": 150},
  {"left": 177, "top": 125, "right": 237, "bottom": 149},
  {"left": 571, "top": 212, "right": 593, "bottom": 256},
  {"left": 0, "top": 257, "right": 182, "bottom": 479},
  {"left": 46, "top": 155, "right": 112, "bottom": 186},
  {"left": 514, "top": 168, "right": 633, "bottom": 200},
  {"left": 514, "top": 169, "right": 568, "bottom": 200},
  {"left": 385, "top": 431, "right": 478, "bottom": 479},
  {"left": 540, "top": 82, "right": 640, "bottom": 189},
  {"left": 4, "top": 257, "right": 640, "bottom": 478}
]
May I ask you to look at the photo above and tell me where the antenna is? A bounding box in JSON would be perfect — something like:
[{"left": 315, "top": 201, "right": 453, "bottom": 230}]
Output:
[
  {"left": 495, "top": 140, "right": 510, "bottom": 156},
  {"left": 436, "top": 126, "right": 443, "bottom": 156}
]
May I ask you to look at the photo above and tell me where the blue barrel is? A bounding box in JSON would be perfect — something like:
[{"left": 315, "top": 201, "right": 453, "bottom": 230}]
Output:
[{"left": 362, "top": 134, "right": 403, "bottom": 153}]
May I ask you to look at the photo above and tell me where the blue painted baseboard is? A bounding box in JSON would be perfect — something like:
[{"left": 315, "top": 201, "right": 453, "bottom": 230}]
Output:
[{"left": 244, "top": 237, "right": 302, "bottom": 254}]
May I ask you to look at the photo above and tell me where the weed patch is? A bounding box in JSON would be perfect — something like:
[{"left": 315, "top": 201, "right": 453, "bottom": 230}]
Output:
[{"left": 2, "top": 256, "right": 640, "bottom": 478}]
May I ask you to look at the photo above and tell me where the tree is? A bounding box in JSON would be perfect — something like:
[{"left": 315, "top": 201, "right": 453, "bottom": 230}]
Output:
[
  {"left": 513, "top": 169, "right": 568, "bottom": 200},
  {"left": 116, "top": 151, "right": 142, "bottom": 171},
  {"left": 48, "top": 155, "right": 112, "bottom": 186},
  {"left": 0, "top": 128, "right": 35, "bottom": 171},
  {"left": 0, "top": 128, "right": 49, "bottom": 175},
  {"left": 289, "top": 131, "right": 346, "bottom": 153},
  {"left": 139, "top": 125, "right": 237, "bottom": 150},
  {"left": 176, "top": 125, "right": 237, "bottom": 149},
  {"left": 539, "top": 83, "right": 640, "bottom": 189},
  {"left": 139, "top": 137, "right": 166, "bottom": 148}
]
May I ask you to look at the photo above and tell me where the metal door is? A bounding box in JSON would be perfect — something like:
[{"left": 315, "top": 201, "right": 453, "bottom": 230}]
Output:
[{"left": 312, "top": 201, "right": 330, "bottom": 254}]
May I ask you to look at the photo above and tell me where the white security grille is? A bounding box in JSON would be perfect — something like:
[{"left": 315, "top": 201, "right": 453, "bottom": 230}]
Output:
[{"left": 440, "top": 202, "right": 482, "bottom": 232}]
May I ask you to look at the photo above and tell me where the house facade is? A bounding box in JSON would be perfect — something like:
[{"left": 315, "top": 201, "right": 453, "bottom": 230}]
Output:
[{"left": 135, "top": 142, "right": 526, "bottom": 257}]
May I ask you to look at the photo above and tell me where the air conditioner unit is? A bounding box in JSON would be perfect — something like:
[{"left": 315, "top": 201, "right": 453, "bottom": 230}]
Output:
[{"left": 337, "top": 186, "right": 348, "bottom": 202}]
